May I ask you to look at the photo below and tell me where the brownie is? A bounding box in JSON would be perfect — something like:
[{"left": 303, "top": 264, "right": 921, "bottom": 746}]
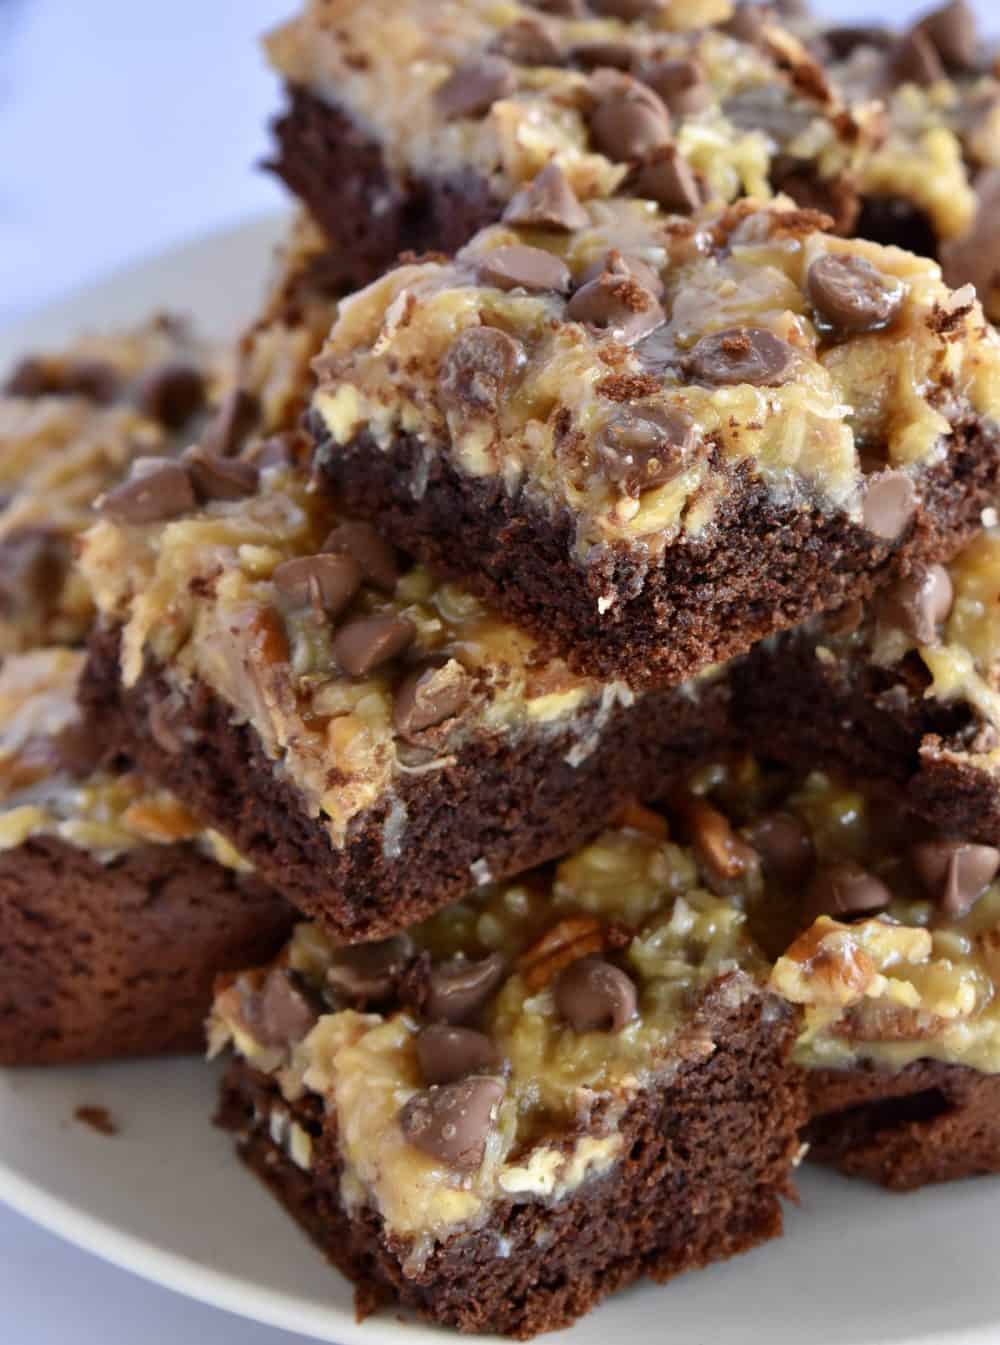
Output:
[
  {"left": 263, "top": 0, "right": 879, "bottom": 292},
  {"left": 310, "top": 196, "right": 1000, "bottom": 687},
  {"left": 211, "top": 811, "right": 805, "bottom": 1338},
  {"left": 79, "top": 450, "right": 735, "bottom": 939},
  {"left": 0, "top": 648, "right": 292, "bottom": 1066},
  {"left": 735, "top": 527, "right": 1000, "bottom": 846}
]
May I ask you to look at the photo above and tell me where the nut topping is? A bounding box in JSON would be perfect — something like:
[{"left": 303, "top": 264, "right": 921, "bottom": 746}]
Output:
[{"left": 518, "top": 915, "right": 606, "bottom": 992}]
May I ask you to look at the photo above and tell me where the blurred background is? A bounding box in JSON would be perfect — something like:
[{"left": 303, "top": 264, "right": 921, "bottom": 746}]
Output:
[{"left": 0, "top": 0, "right": 992, "bottom": 326}]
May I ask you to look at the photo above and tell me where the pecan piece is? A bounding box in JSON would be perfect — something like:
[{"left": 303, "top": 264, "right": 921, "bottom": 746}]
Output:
[{"left": 517, "top": 915, "right": 606, "bottom": 992}]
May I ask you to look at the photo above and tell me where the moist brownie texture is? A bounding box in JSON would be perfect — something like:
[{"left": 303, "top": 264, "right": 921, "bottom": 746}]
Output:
[
  {"left": 736, "top": 526, "right": 1000, "bottom": 846},
  {"left": 80, "top": 460, "right": 735, "bottom": 942},
  {"left": 212, "top": 807, "right": 805, "bottom": 1337},
  {"left": 0, "top": 648, "right": 291, "bottom": 1065},
  {"left": 265, "top": 0, "right": 876, "bottom": 291},
  {"left": 311, "top": 196, "right": 1000, "bottom": 687},
  {"left": 0, "top": 315, "right": 216, "bottom": 654}
]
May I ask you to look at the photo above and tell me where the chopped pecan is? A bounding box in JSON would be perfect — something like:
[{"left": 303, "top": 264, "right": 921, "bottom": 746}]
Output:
[
  {"left": 613, "top": 799, "right": 668, "bottom": 840},
  {"left": 121, "top": 796, "right": 200, "bottom": 842},
  {"left": 518, "top": 915, "right": 606, "bottom": 992}
]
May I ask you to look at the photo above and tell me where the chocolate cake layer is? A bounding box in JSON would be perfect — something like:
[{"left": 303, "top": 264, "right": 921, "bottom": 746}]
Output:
[
  {"left": 82, "top": 623, "right": 733, "bottom": 943},
  {"left": 806, "top": 1059, "right": 1000, "bottom": 1190},
  {"left": 217, "top": 985, "right": 802, "bottom": 1338},
  {"left": 0, "top": 834, "right": 291, "bottom": 1066}
]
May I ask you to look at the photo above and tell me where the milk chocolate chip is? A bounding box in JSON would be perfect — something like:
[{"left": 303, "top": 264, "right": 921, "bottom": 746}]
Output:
[
  {"left": 746, "top": 811, "right": 815, "bottom": 886},
  {"left": 97, "top": 458, "right": 197, "bottom": 524},
  {"left": 399, "top": 1076, "right": 504, "bottom": 1170},
  {"left": 476, "top": 244, "right": 571, "bottom": 294},
  {"left": 502, "top": 162, "right": 588, "bottom": 232},
  {"left": 588, "top": 72, "right": 672, "bottom": 163},
  {"left": 139, "top": 362, "right": 206, "bottom": 429},
  {"left": 917, "top": 0, "right": 977, "bottom": 71},
  {"left": 596, "top": 406, "right": 696, "bottom": 495},
  {"left": 911, "top": 839, "right": 1000, "bottom": 917},
  {"left": 571, "top": 40, "right": 638, "bottom": 71},
  {"left": 203, "top": 387, "right": 259, "bottom": 458},
  {"left": 722, "top": 3, "right": 770, "bottom": 44},
  {"left": 686, "top": 327, "right": 796, "bottom": 387},
  {"left": 640, "top": 58, "right": 711, "bottom": 117},
  {"left": 806, "top": 862, "right": 892, "bottom": 921},
  {"left": 566, "top": 269, "right": 665, "bottom": 343},
  {"left": 579, "top": 249, "right": 664, "bottom": 298},
  {"left": 862, "top": 470, "right": 916, "bottom": 541},
  {"left": 591, "top": 0, "right": 664, "bottom": 15},
  {"left": 326, "top": 933, "right": 414, "bottom": 1005},
  {"left": 807, "top": 254, "right": 905, "bottom": 333},
  {"left": 889, "top": 29, "right": 944, "bottom": 86},
  {"left": 272, "top": 552, "right": 362, "bottom": 616},
  {"left": 241, "top": 968, "right": 319, "bottom": 1050},
  {"left": 393, "top": 658, "right": 472, "bottom": 740},
  {"left": 323, "top": 520, "right": 400, "bottom": 593},
  {"left": 4, "top": 357, "right": 117, "bottom": 402},
  {"left": 334, "top": 614, "right": 416, "bottom": 677},
  {"left": 0, "top": 532, "right": 66, "bottom": 615},
  {"left": 631, "top": 145, "right": 707, "bottom": 214},
  {"left": 554, "top": 956, "right": 637, "bottom": 1033},
  {"left": 440, "top": 326, "right": 526, "bottom": 416},
  {"left": 878, "top": 564, "right": 953, "bottom": 644},
  {"left": 435, "top": 57, "right": 516, "bottom": 121},
  {"left": 416, "top": 1025, "right": 502, "bottom": 1086},
  {"left": 184, "top": 445, "right": 260, "bottom": 502},
  {"left": 425, "top": 953, "right": 507, "bottom": 1024},
  {"left": 491, "top": 16, "right": 562, "bottom": 67}
]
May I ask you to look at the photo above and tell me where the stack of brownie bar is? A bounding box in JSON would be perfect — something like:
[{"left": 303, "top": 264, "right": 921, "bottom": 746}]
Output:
[{"left": 6, "top": 0, "right": 1000, "bottom": 1336}]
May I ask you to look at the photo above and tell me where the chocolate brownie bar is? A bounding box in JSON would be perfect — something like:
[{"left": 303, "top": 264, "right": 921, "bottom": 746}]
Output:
[
  {"left": 0, "top": 316, "right": 215, "bottom": 654},
  {"left": 213, "top": 808, "right": 805, "bottom": 1337},
  {"left": 310, "top": 196, "right": 1000, "bottom": 687},
  {"left": 0, "top": 648, "right": 292, "bottom": 1065},
  {"left": 80, "top": 457, "right": 734, "bottom": 942},
  {"left": 735, "top": 526, "right": 1000, "bottom": 847},
  {"left": 263, "top": 0, "right": 879, "bottom": 292}
]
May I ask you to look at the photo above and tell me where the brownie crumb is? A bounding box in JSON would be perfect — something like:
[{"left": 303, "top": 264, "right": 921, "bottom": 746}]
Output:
[{"left": 74, "top": 1105, "right": 118, "bottom": 1136}]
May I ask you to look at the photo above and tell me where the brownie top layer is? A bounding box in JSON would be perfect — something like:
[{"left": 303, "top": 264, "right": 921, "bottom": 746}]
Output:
[
  {"left": 313, "top": 196, "right": 1000, "bottom": 561},
  {"left": 0, "top": 647, "right": 248, "bottom": 869},
  {"left": 0, "top": 316, "right": 216, "bottom": 655},
  {"left": 266, "top": 0, "right": 874, "bottom": 209}
]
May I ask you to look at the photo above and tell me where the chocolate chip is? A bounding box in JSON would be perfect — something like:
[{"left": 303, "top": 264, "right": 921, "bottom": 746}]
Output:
[
  {"left": 591, "top": 0, "right": 664, "bottom": 16},
  {"left": 439, "top": 326, "right": 526, "bottom": 417},
  {"left": 326, "top": 933, "right": 414, "bottom": 1006},
  {"left": 588, "top": 72, "right": 672, "bottom": 163},
  {"left": 502, "top": 163, "right": 588, "bottom": 232},
  {"left": 334, "top": 613, "right": 416, "bottom": 677},
  {"left": 596, "top": 406, "right": 696, "bottom": 496},
  {"left": 272, "top": 552, "right": 362, "bottom": 616},
  {"left": 203, "top": 387, "right": 260, "bottom": 458},
  {"left": 631, "top": 146, "right": 707, "bottom": 214},
  {"left": 416, "top": 1025, "right": 502, "bottom": 1086},
  {"left": 4, "top": 357, "right": 118, "bottom": 403},
  {"left": 475, "top": 244, "right": 571, "bottom": 294},
  {"left": 3, "top": 358, "right": 50, "bottom": 398},
  {"left": 138, "top": 362, "right": 206, "bottom": 429},
  {"left": 241, "top": 968, "right": 319, "bottom": 1050},
  {"left": 941, "top": 171, "right": 1000, "bottom": 313},
  {"left": 435, "top": 57, "right": 516, "bottom": 121},
  {"left": 245, "top": 432, "right": 303, "bottom": 472},
  {"left": 0, "top": 532, "right": 66, "bottom": 614},
  {"left": 579, "top": 249, "right": 664, "bottom": 298},
  {"left": 393, "top": 658, "right": 472, "bottom": 741},
  {"left": 722, "top": 3, "right": 770, "bottom": 44},
  {"left": 889, "top": 29, "right": 944, "bottom": 86},
  {"left": 530, "top": 0, "right": 586, "bottom": 13},
  {"left": 425, "top": 953, "right": 507, "bottom": 1025},
  {"left": 861, "top": 470, "right": 916, "bottom": 541},
  {"left": 570, "top": 41, "right": 638, "bottom": 72},
  {"left": 322, "top": 521, "right": 400, "bottom": 593},
  {"left": 97, "top": 458, "right": 196, "bottom": 525},
  {"left": 911, "top": 839, "right": 1000, "bottom": 917},
  {"left": 807, "top": 254, "right": 905, "bottom": 334},
  {"left": 554, "top": 956, "right": 637, "bottom": 1033},
  {"left": 878, "top": 564, "right": 953, "bottom": 644},
  {"left": 50, "top": 720, "right": 105, "bottom": 779},
  {"left": 805, "top": 862, "right": 892, "bottom": 922},
  {"left": 745, "top": 812, "right": 815, "bottom": 886},
  {"left": 639, "top": 58, "right": 711, "bottom": 118},
  {"left": 685, "top": 327, "right": 797, "bottom": 387},
  {"left": 567, "top": 269, "right": 665, "bottom": 344},
  {"left": 822, "top": 25, "right": 893, "bottom": 60},
  {"left": 491, "top": 16, "right": 563, "bottom": 67},
  {"left": 184, "top": 445, "right": 260, "bottom": 502},
  {"left": 399, "top": 1076, "right": 504, "bottom": 1170},
  {"left": 917, "top": 0, "right": 977, "bottom": 71}
]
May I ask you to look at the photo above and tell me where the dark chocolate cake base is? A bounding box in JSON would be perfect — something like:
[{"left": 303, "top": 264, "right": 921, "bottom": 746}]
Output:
[
  {"left": 81, "top": 623, "right": 735, "bottom": 943},
  {"left": 315, "top": 417, "right": 1000, "bottom": 688},
  {"left": 806, "top": 1059, "right": 1000, "bottom": 1190},
  {"left": 218, "top": 983, "right": 804, "bottom": 1338},
  {"left": 0, "top": 835, "right": 292, "bottom": 1066}
]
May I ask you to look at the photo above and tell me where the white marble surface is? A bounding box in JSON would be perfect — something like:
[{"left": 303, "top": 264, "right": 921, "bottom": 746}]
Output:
[{"left": 0, "top": 0, "right": 992, "bottom": 1342}]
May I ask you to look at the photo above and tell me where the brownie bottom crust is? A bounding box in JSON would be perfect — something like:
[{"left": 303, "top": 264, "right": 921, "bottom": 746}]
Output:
[
  {"left": 316, "top": 416, "right": 1000, "bottom": 689},
  {"left": 82, "top": 624, "right": 735, "bottom": 943},
  {"left": 805, "top": 1059, "right": 1000, "bottom": 1191},
  {"left": 218, "top": 986, "right": 805, "bottom": 1339},
  {"left": 0, "top": 835, "right": 292, "bottom": 1066}
]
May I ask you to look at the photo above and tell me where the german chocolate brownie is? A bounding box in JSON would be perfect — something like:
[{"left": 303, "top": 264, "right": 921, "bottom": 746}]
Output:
[
  {"left": 79, "top": 461, "right": 734, "bottom": 942},
  {"left": 263, "top": 0, "right": 879, "bottom": 292},
  {"left": 310, "top": 196, "right": 1000, "bottom": 687},
  {"left": 212, "top": 805, "right": 806, "bottom": 1337},
  {"left": 0, "top": 648, "right": 291, "bottom": 1066},
  {"left": 735, "top": 526, "right": 1000, "bottom": 846}
]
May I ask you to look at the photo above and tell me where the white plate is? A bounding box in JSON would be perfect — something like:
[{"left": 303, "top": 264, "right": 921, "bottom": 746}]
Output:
[{"left": 2, "top": 216, "right": 1000, "bottom": 1345}]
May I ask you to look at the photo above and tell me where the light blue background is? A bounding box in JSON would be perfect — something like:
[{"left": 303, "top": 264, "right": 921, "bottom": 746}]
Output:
[{"left": 0, "top": 0, "right": 991, "bottom": 1341}]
